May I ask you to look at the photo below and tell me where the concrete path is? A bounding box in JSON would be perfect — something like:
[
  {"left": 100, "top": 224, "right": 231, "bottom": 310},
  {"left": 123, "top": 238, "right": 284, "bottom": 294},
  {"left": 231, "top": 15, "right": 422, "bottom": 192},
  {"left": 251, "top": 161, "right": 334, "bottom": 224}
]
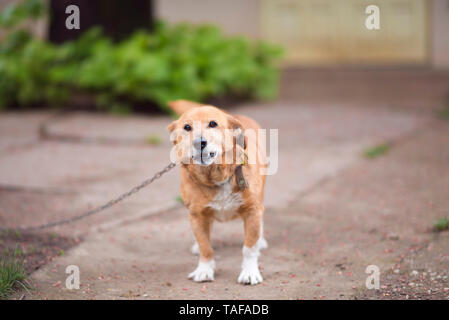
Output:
[
  {"left": 1, "top": 69, "right": 448, "bottom": 299},
  {"left": 19, "top": 114, "right": 449, "bottom": 300},
  {"left": 0, "top": 103, "right": 426, "bottom": 235},
  {"left": 17, "top": 114, "right": 449, "bottom": 299}
]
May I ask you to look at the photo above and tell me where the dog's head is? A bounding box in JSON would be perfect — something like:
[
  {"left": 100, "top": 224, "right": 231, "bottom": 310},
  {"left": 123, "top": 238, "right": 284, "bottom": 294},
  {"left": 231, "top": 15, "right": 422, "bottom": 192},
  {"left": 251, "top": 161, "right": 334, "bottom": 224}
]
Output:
[{"left": 167, "top": 100, "right": 245, "bottom": 166}]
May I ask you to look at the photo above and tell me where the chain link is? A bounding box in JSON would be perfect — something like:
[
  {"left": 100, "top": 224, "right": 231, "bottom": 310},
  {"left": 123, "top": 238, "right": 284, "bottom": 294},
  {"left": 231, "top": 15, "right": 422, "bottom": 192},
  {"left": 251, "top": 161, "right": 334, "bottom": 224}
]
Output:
[{"left": 0, "top": 162, "right": 177, "bottom": 233}]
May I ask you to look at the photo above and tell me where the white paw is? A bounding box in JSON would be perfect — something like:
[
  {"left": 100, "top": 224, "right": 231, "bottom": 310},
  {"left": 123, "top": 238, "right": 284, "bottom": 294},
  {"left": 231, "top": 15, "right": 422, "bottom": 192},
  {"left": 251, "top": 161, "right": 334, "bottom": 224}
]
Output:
[
  {"left": 191, "top": 242, "right": 200, "bottom": 255},
  {"left": 238, "top": 265, "right": 263, "bottom": 285},
  {"left": 257, "top": 237, "right": 268, "bottom": 250},
  {"left": 188, "top": 260, "right": 215, "bottom": 282}
]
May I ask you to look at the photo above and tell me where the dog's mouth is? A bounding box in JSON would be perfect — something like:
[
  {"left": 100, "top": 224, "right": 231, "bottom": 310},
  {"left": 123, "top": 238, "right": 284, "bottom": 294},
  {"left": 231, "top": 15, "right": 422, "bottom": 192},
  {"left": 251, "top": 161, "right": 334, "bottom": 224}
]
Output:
[{"left": 192, "top": 150, "right": 217, "bottom": 166}]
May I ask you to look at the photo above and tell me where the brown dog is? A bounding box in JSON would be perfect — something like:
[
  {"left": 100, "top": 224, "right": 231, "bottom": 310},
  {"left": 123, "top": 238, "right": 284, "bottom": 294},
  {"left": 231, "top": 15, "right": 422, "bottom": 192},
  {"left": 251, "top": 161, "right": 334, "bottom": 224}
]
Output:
[{"left": 167, "top": 100, "right": 268, "bottom": 285}]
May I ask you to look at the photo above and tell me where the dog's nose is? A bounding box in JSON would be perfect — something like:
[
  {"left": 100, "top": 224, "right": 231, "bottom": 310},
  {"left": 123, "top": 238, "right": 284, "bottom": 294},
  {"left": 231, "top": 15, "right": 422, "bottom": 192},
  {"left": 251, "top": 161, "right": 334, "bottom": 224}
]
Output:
[{"left": 194, "top": 137, "right": 207, "bottom": 150}]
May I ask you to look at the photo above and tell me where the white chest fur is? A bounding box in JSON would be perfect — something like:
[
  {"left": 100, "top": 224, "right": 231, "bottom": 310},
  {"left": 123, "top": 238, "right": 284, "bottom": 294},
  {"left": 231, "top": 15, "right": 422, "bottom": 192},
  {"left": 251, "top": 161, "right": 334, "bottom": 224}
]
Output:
[{"left": 207, "top": 180, "right": 243, "bottom": 222}]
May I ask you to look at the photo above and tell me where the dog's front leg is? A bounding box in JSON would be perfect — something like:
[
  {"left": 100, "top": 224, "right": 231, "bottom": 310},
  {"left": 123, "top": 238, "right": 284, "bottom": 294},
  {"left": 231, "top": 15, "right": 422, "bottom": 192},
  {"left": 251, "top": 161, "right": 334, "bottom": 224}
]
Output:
[
  {"left": 188, "top": 212, "right": 215, "bottom": 282},
  {"left": 238, "top": 209, "right": 263, "bottom": 285}
]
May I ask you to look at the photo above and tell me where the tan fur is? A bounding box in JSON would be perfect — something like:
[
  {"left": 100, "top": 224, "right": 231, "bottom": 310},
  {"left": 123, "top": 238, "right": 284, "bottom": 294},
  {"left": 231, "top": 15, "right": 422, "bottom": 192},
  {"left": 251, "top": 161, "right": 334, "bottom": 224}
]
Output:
[
  {"left": 167, "top": 100, "right": 205, "bottom": 117},
  {"left": 167, "top": 100, "right": 267, "bottom": 265}
]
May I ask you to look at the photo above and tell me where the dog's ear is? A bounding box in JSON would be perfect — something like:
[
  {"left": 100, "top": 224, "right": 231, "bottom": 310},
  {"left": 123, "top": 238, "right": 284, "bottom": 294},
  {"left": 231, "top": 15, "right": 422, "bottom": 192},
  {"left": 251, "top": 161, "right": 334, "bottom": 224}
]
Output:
[
  {"left": 167, "top": 120, "right": 178, "bottom": 145},
  {"left": 227, "top": 116, "right": 247, "bottom": 150},
  {"left": 167, "top": 100, "right": 204, "bottom": 116},
  {"left": 167, "top": 120, "right": 177, "bottom": 133}
]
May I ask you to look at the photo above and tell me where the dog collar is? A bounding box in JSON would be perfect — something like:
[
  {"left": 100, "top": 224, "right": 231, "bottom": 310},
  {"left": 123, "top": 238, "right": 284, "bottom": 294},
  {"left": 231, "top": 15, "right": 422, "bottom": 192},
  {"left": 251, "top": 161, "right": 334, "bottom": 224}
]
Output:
[{"left": 235, "top": 165, "right": 248, "bottom": 190}]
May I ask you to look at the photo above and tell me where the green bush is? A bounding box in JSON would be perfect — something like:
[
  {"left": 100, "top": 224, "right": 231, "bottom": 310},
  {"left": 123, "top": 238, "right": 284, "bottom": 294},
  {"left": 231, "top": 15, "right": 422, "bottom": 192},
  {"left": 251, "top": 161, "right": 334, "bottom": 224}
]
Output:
[{"left": 0, "top": 0, "right": 283, "bottom": 113}]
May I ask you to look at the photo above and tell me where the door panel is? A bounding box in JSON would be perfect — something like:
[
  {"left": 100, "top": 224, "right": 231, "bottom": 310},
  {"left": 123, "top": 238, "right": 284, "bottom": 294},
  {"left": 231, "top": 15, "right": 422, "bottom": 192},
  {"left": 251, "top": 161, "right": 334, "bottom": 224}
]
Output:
[{"left": 261, "top": 0, "right": 428, "bottom": 65}]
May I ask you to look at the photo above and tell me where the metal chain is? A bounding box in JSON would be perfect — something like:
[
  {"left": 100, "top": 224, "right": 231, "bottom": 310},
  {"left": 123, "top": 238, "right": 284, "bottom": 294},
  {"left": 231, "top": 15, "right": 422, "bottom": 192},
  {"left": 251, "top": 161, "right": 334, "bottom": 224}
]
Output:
[{"left": 0, "top": 162, "right": 177, "bottom": 233}]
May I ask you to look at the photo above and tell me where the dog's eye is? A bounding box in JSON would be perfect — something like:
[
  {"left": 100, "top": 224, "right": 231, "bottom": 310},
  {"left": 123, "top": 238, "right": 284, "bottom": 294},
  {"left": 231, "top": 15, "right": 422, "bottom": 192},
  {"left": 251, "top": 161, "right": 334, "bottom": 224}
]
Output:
[
  {"left": 184, "top": 124, "right": 192, "bottom": 131},
  {"left": 208, "top": 121, "right": 218, "bottom": 128}
]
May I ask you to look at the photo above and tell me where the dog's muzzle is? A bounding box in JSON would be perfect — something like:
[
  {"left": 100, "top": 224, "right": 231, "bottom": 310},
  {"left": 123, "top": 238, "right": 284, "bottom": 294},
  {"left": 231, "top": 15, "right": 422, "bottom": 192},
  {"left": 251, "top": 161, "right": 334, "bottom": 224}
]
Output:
[{"left": 192, "top": 136, "right": 218, "bottom": 165}]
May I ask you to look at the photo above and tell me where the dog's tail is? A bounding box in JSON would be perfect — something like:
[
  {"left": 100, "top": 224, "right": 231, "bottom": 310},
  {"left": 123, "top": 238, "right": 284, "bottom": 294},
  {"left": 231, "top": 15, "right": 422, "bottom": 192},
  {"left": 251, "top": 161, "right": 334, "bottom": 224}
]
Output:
[{"left": 167, "top": 100, "right": 204, "bottom": 116}]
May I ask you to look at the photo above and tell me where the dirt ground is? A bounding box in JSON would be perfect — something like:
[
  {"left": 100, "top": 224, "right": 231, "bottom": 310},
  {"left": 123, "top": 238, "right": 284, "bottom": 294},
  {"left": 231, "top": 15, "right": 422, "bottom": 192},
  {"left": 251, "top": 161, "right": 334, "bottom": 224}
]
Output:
[{"left": 0, "top": 230, "right": 78, "bottom": 275}]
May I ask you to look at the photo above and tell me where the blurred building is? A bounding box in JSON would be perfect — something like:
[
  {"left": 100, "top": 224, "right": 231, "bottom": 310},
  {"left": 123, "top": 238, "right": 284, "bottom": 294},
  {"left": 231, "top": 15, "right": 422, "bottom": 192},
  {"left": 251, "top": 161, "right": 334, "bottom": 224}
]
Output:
[
  {"left": 1, "top": 0, "right": 448, "bottom": 69},
  {"left": 156, "top": 0, "right": 449, "bottom": 69}
]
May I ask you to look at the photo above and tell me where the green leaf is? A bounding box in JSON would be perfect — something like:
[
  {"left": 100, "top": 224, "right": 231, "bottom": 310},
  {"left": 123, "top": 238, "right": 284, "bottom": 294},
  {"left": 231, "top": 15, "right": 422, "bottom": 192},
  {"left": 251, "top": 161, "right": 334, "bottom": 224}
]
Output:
[{"left": 0, "top": 19, "right": 284, "bottom": 113}]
